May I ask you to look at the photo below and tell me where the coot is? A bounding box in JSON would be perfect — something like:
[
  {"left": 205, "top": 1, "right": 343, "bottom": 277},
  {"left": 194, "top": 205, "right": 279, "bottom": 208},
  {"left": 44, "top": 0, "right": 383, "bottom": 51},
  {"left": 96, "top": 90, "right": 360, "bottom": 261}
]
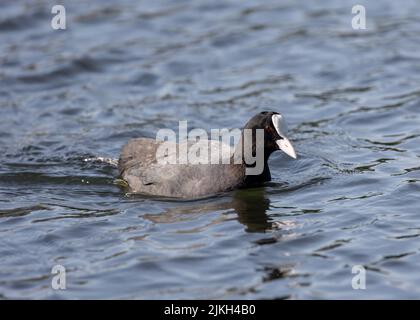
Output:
[{"left": 118, "top": 111, "right": 296, "bottom": 199}]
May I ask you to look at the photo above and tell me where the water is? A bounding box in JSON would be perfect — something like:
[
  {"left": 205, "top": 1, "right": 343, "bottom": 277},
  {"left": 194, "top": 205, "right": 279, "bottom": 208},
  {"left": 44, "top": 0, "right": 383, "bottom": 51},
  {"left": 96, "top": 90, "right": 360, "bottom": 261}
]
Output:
[{"left": 1, "top": 0, "right": 420, "bottom": 299}]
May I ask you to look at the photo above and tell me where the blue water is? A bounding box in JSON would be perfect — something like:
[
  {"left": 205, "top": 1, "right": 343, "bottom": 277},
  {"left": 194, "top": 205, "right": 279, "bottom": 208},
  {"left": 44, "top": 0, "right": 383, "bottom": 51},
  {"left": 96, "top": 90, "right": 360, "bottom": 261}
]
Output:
[{"left": 1, "top": 0, "right": 420, "bottom": 299}]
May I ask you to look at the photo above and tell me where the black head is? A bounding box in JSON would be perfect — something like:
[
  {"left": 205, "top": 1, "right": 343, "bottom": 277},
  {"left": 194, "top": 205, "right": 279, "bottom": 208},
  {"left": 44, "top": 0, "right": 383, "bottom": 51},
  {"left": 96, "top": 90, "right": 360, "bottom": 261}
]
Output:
[{"left": 243, "top": 111, "right": 297, "bottom": 159}]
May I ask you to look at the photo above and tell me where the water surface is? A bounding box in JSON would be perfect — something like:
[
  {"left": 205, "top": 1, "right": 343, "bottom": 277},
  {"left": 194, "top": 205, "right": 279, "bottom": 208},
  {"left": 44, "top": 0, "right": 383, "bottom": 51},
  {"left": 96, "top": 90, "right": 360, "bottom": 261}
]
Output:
[{"left": 1, "top": 0, "right": 420, "bottom": 299}]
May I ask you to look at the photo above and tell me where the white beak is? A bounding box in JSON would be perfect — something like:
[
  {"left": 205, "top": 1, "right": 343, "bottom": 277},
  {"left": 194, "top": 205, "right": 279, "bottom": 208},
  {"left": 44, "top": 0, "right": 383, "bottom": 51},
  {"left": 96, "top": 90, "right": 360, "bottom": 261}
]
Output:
[{"left": 276, "top": 137, "right": 297, "bottom": 159}]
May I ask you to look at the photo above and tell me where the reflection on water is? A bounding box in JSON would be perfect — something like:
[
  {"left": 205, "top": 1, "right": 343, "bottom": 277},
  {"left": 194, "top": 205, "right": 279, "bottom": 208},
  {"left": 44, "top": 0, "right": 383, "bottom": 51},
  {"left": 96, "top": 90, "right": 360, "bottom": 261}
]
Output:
[
  {"left": 1, "top": 0, "right": 420, "bottom": 299},
  {"left": 140, "top": 188, "right": 272, "bottom": 233},
  {"left": 232, "top": 189, "right": 271, "bottom": 232}
]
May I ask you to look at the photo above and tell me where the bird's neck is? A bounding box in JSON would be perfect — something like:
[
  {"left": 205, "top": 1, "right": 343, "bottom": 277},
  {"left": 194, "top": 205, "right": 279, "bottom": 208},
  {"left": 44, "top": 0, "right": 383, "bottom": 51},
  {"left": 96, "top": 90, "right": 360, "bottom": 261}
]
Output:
[
  {"left": 243, "top": 160, "right": 271, "bottom": 186},
  {"left": 231, "top": 136, "right": 273, "bottom": 186}
]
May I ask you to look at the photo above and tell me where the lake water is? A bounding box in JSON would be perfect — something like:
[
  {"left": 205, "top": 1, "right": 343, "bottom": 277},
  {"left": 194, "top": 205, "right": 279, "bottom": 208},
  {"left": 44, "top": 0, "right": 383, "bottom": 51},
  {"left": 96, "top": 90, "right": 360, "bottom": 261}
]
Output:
[{"left": 1, "top": 0, "right": 420, "bottom": 299}]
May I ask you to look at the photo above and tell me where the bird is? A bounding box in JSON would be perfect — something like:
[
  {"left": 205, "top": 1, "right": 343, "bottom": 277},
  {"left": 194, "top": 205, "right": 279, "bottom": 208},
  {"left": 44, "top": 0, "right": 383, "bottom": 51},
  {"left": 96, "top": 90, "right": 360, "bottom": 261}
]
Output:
[{"left": 118, "top": 111, "right": 297, "bottom": 199}]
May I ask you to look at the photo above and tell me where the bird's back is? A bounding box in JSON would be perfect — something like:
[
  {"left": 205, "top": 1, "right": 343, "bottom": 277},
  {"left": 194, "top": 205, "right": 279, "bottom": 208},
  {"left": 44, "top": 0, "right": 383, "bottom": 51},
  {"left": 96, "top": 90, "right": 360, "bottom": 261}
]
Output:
[{"left": 118, "top": 138, "right": 245, "bottom": 198}]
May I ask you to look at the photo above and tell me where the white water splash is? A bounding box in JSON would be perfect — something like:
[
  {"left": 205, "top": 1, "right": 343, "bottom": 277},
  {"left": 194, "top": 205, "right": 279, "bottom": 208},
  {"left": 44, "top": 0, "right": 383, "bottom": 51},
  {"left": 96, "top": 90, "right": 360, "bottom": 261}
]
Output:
[{"left": 83, "top": 157, "right": 118, "bottom": 167}]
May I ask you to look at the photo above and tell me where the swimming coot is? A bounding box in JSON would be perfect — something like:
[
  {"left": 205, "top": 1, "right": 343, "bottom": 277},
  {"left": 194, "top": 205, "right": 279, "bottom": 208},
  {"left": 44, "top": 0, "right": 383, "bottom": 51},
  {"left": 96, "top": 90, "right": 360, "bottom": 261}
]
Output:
[{"left": 118, "top": 111, "right": 297, "bottom": 199}]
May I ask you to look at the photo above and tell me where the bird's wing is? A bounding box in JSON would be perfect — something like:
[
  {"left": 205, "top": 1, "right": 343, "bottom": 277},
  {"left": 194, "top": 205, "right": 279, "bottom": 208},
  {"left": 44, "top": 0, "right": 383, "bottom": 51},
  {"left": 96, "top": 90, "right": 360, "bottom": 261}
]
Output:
[
  {"left": 118, "top": 138, "right": 161, "bottom": 177},
  {"left": 118, "top": 138, "right": 238, "bottom": 197}
]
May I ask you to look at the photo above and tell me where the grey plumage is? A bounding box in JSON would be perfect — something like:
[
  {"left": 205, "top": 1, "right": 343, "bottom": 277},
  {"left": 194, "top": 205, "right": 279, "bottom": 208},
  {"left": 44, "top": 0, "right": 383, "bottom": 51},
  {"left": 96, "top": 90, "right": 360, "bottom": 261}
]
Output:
[{"left": 118, "top": 138, "right": 245, "bottom": 198}]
